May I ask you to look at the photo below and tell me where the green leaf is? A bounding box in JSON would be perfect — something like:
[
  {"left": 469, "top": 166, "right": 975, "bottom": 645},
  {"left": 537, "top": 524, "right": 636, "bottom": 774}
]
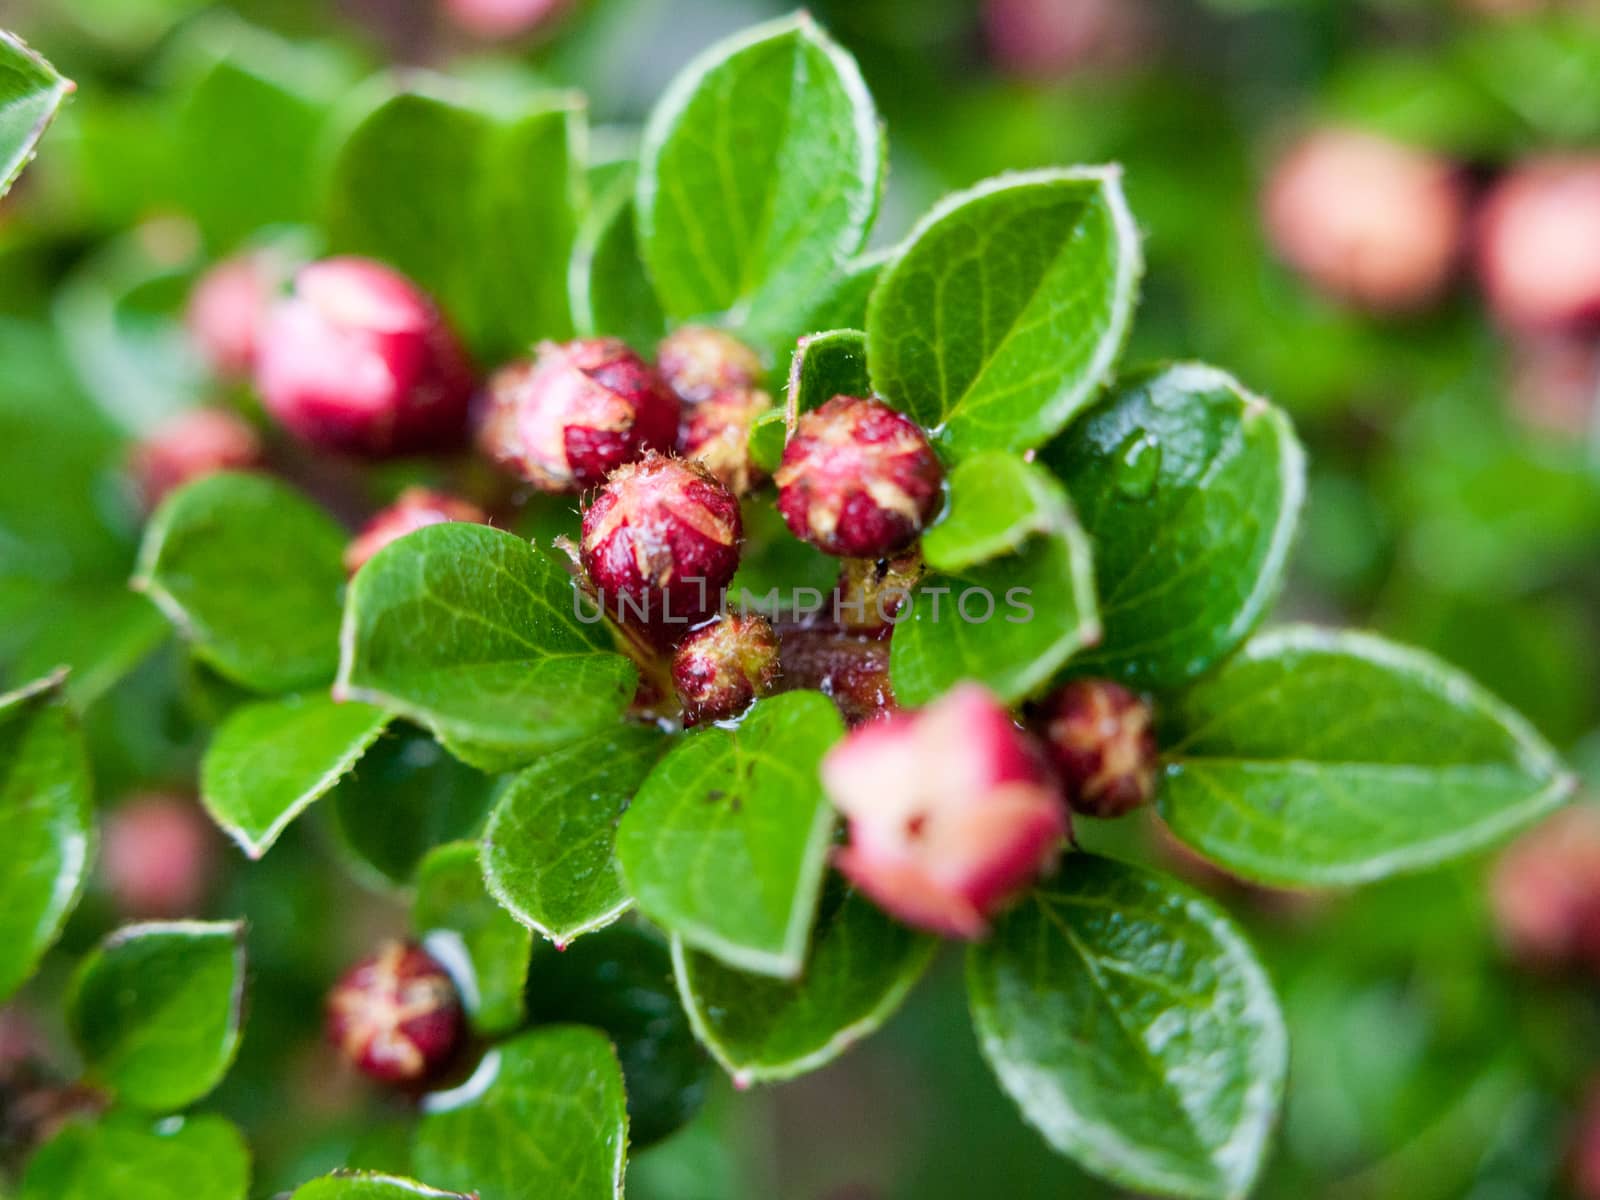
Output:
[
  {"left": 201, "top": 693, "right": 391, "bottom": 857},
  {"left": 335, "top": 522, "right": 637, "bottom": 773},
  {"left": 616, "top": 691, "right": 844, "bottom": 978},
  {"left": 293, "top": 1174, "right": 471, "bottom": 1200},
  {"left": 414, "top": 841, "right": 532, "bottom": 1037},
  {"left": 673, "top": 880, "right": 936, "bottom": 1085},
  {"left": 891, "top": 455, "right": 1099, "bottom": 706},
  {"left": 570, "top": 165, "right": 665, "bottom": 348},
  {"left": 867, "top": 168, "right": 1141, "bottom": 459},
  {"left": 481, "top": 724, "right": 667, "bottom": 946},
  {"left": 325, "top": 82, "right": 582, "bottom": 359},
  {"left": 1046, "top": 364, "right": 1305, "bottom": 691},
  {"left": 0, "top": 32, "right": 72, "bottom": 198},
  {"left": 133, "top": 473, "right": 348, "bottom": 694},
  {"left": 68, "top": 920, "right": 246, "bottom": 1110},
  {"left": 968, "top": 855, "right": 1287, "bottom": 1200},
  {"left": 1159, "top": 626, "right": 1578, "bottom": 887},
  {"left": 636, "top": 14, "right": 882, "bottom": 351},
  {"left": 328, "top": 725, "right": 497, "bottom": 886},
  {"left": 12, "top": 589, "right": 169, "bottom": 711},
  {"left": 20, "top": 1112, "right": 250, "bottom": 1200},
  {"left": 414, "top": 1026, "right": 628, "bottom": 1200},
  {"left": 526, "top": 927, "right": 711, "bottom": 1147},
  {"left": 747, "top": 407, "right": 787, "bottom": 475},
  {"left": 785, "top": 327, "right": 871, "bottom": 427},
  {"left": 795, "top": 251, "right": 885, "bottom": 336},
  {"left": 0, "top": 672, "right": 93, "bottom": 1002}
]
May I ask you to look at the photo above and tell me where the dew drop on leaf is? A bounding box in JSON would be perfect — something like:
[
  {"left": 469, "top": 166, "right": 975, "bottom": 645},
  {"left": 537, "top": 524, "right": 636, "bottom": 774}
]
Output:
[{"left": 1114, "top": 430, "right": 1162, "bottom": 500}]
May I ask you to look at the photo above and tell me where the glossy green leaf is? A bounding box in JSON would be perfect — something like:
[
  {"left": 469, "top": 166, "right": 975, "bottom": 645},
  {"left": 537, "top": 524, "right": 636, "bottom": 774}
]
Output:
[
  {"left": 968, "top": 855, "right": 1287, "bottom": 1200},
  {"left": 133, "top": 473, "right": 348, "bottom": 694},
  {"left": 414, "top": 1026, "right": 628, "bottom": 1200},
  {"left": 293, "top": 1174, "right": 471, "bottom": 1200},
  {"left": 0, "top": 32, "right": 72, "bottom": 198},
  {"left": 329, "top": 725, "right": 497, "bottom": 886},
  {"left": 20, "top": 1112, "right": 250, "bottom": 1200},
  {"left": 335, "top": 523, "right": 636, "bottom": 772},
  {"left": 326, "top": 84, "right": 582, "bottom": 358},
  {"left": 636, "top": 14, "right": 882, "bottom": 350},
  {"left": 68, "top": 920, "right": 246, "bottom": 1110},
  {"left": 795, "top": 251, "right": 886, "bottom": 336},
  {"left": 1160, "top": 626, "right": 1578, "bottom": 887},
  {"left": 891, "top": 456, "right": 1099, "bottom": 705},
  {"left": 481, "top": 724, "right": 667, "bottom": 946},
  {"left": 415, "top": 841, "right": 532, "bottom": 1037},
  {"left": 570, "top": 165, "right": 665, "bottom": 348},
  {"left": 201, "top": 693, "right": 390, "bottom": 858},
  {"left": 526, "top": 927, "right": 711, "bottom": 1147},
  {"left": 673, "top": 880, "right": 936, "bottom": 1085},
  {"left": 1046, "top": 364, "right": 1305, "bottom": 691},
  {"left": 0, "top": 673, "right": 93, "bottom": 1002},
  {"left": 616, "top": 691, "right": 844, "bottom": 978},
  {"left": 867, "top": 168, "right": 1141, "bottom": 459},
  {"left": 785, "top": 327, "right": 871, "bottom": 428},
  {"left": 12, "top": 589, "right": 169, "bottom": 711},
  {"left": 747, "top": 407, "right": 787, "bottom": 475}
]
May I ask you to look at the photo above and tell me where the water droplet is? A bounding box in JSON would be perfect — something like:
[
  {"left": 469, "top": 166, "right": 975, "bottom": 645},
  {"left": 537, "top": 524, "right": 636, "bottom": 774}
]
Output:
[{"left": 1114, "top": 430, "right": 1161, "bottom": 500}]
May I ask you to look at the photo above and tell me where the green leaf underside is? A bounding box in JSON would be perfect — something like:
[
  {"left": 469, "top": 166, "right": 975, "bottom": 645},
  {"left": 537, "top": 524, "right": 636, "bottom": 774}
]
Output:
[
  {"left": 336, "top": 522, "right": 636, "bottom": 773},
  {"left": 293, "top": 1174, "right": 472, "bottom": 1199},
  {"left": 68, "top": 920, "right": 245, "bottom": 1111},
  {"left": 414, "top": 1026, "right": 628, "bottom": 1200},
  {"left": 673, "top": 881, "right": 936, "bottom": 1084},
  {"left": 0, "top": 32, "right": 72, "bottom": 198},
  {"left": 867, "top": 168, "right": 1141, "bottom": 459},
  {"left": 1159, "top": 626, "right": 1577, "bottom": 887},
  {"left": 201, "top": 693, "right": 391, "bottom": 857},
  {"left": 1047, "top": 364, "right": 1305, "bottom": 692},
  {"left": 785, "top": 327, "right": 871, "bottom": 428},
  {"left": 326, "top": 85, "right": 582, "bottom": 358},
  {"left": 0, "top": 673, "right": 92, "bottom": 1002},
  {"left": 133, "top": 473, "right": 348, "bottom": 694},
  {"left": 636, "top": 14, "right": 882, "bottom": 350},
  {"left": 415, "top": 841, "right": 532, "bottom": 1036},
  {"left": 20, "top": 1112, "right": 250, "bottom": 1200},
  {"left": 570, "top": 166, "right": 666, "bottom": 348},
  {"left": 968, "top": 855, "right": 1287, "bottom": 1200},
  {"left": 481, "top": 724, "right": 668, "bottom": 945},
  {"left": 891, "top": 456, "right": 1099, "bottom": 706},
  {"left": 616, "top": 691, "right": 845, "bottom": 978}
]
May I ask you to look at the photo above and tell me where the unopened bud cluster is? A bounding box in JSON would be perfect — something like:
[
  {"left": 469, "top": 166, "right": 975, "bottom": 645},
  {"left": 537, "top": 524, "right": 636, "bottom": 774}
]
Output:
[{"left": 326, "top": 941, "right": 464, "bottom": 1086}]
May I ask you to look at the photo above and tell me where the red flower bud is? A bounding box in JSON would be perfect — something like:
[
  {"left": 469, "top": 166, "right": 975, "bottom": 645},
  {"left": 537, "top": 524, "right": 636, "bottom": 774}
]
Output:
[
  {"left": 777, "top": 624, "right": 897, "bottom": 726},
  {"left": 678, "top": 387, "right": 773, "bottom": 496},
  {"left": 671, "top": 613, "right": 781, "bottom": 725},
  {"left": 344, "top": 487, "right": 488, "bottom": 575},
  {"left": 1034, "top": 679, "right": 1158, "bottom": 819},
  {"left": 833, "top": 551, "right": 925, "bottom": 636},
  {"left": 1477, "top": 157, "right": 1600, "bottom": 332},
  {"left": 1491, "top": 806, "right": 1600, "bottom": 972},
  {"left": 129, "top": 408, "right": 262, "bottom": 509},
  {"left": 579, "top": 453, "right": 742, "bottom": 637},
  {"left": 186, "top": 252, "right": 285, "bottom": 379},
  {"left": 98, "top": 794, "right": 218, "bottom": 919},
  {"left": 1263, "top": 128, "right": 1467, "bottom": 314},
  {"left": 255, "top": 257, "right": 475, "bottom": 458},
  {"left": 824, "top": 683, "right": 1069, "bottom": 938},
  {"left": 326, "top": 941, "right": 464, "bottom": 1086},
  {"left": 775, "top": 396, "right": 944, "bottom": 559},
  {"left": 983, "top": 0, "right": 1152, "bottom": 80},
  {"left": 657, "top": 326, "right": 764, "bottom": 405},
  {"left": 444, "top": 0, "right": 570, "bottom": 39},
  {"left": 478, "top": 339, "right": 680, "bottom": 492}
]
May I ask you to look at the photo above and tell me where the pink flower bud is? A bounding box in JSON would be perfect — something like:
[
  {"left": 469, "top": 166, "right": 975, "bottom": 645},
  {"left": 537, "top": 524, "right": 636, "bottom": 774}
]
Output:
[
  {"left": 444, "top": 0, "right": 570, "bottom": 40},
  {"left": 657, "top": 326, "right": 764, "bottom": 405},
  {"left": 678, "top": 387, "right": 773, "bottom": 496},
  {"left": 983, "top": 0, "right": 1152, "bottom": 79},
  {"left": 128, "top": 408, "right": 262, "bottom": 509},
  {"left": 1033, "top": 679, "right": 1158, "bottom": 819},
  {"left": 579, "top": 453, "right": 742, "bottom": 639},
  {"left": 185, "top": 252, "right": 284, "bottom": 379},
  {"left": 1263, "top": 127, "right": 1467, "bottom": 314},
  {"left": 98, "top": 794, "right": 218, "bottom": 919},
  {"left": 1477, "top": 157, "right": 1600, "bottom": 332},
  {"left": 1491, "top": 805, "right": 1600, "bottom": 972},
  {"left": 344, "top": 487, "right": 488, "bottom": 575},
  {"left": 776, "top": 396, "right": 944, "bottom": 559},
  {"left": 478, "top": 339, "right": 680, "bottom": 492},
  {"left": 672, "top": 613, "right": 781, "bottom": 725},
  {"left": 255, "top": 257, "right": 475, "bottom": 458},
  {"left": 326, "top": 941, "right": 464, "bottom": 1086},
  {"left": 823, "top": 684, "right": 1069, "bottom": 938}
]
